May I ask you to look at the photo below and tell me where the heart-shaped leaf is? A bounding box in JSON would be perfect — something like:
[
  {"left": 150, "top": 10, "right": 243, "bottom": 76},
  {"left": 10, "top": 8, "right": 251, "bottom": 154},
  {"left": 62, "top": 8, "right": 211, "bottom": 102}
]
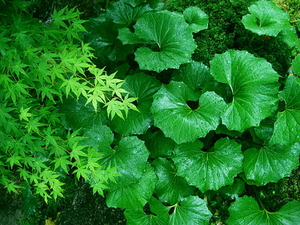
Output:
[
  {"left": 243, "top": 143, "right": 299, "bottom": 185},
  {"left": 242, "top": 0, "right": 291, "bottom": 37},
  {"left": 172, "top": 61, "right": 212, "bottom": 91},
  {"left": 168, "top": 196, "right": 212, "bottom": 225},
  {"left": 98, "top": 136, "right": 149, "bottom": 186},
  {"left": 151, "top": 81, "right": 226, "bottom": 144},
  {"left": 270, "top": 76, "right": 300, "bottom": 145},
  {"left": 133, "top": 11, "right": 197, "bottom": 72},
  {"left": 143, "top": 129, "right": 176, "bottom": 158},
  {"left": 172, "top": 138, "right": 243, "bottom": 192},
  {"left": 110, "top": 73, "right": 161, "bottom": 135},
  {"left": 106, "top": 165, "right": 157, "bottom": 209},
  {"left": 152, "top": 158, "right": 196, "bottom": 204},
  {"left": 59, "top": 96, "right": 107, "bottom": 131},
  {"left": 107, "top": 0, "right": 152, "bottom": 26},
  {"left": 227, "top": 196, "right": 300, "bottom": 225},
  {"left": 183, "top": 6, "right": 208, "bottom": 33},
  {"left": 210, "top": 50, "right": 279, "bottom": 132}
]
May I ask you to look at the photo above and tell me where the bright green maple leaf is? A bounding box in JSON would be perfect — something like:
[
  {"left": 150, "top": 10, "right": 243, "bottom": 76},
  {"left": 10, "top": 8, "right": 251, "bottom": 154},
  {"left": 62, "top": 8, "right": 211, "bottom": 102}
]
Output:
[
  {"left": 172, "top": 138, "right": 243, "bottom": 192},
  {"left": 151, "top": 81, "right": 226, "bottom": 144},
  {"left": 270, "top": 76, "right": 300, "bottom": 145},
  {"left": 227, "top": 196, "right": 300, "bottom": 225},
  {"left": 210, "top": 50, "right": 279, "bottom": 132}
]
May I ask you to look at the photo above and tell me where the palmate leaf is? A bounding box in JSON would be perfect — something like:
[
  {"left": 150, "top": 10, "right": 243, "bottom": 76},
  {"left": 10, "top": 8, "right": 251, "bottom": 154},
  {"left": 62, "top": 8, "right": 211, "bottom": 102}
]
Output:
[
  {"left": 270, "top": 76, "right": 300, "bottom": 145},
  {"left": 151, "top": 81, "right": 226, "bottom": 144},
  {"left": 152, "top": 158, "right": 196, "bottom": 204},
  {"left": 227, "top": 196, "right": 300, "bottom": 225},
  {"left": 110, "top": 73, "right": 161, "bottom": 135},
  {"left": 242, "top": 0, "right": 291, "bottom": 37},
  {"left": 172, "top": 138, "right": 243, "bottom": 192},
  {"left": 210, "top": 50, "right": 279, "bottom": 132},
  {"left": 133, "top": 11, "right": 197, "bottom": 72},
  {"left": 183, "top": 6, "right": 208, "bottom": 33}
]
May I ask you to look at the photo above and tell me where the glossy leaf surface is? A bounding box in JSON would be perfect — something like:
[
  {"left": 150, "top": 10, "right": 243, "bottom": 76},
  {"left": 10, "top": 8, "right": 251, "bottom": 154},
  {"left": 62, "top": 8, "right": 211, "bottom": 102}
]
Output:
[
  {"left": 227, "top": 196, "right": 300, "bottom": 225},
  {"left": 173, "top": 138, "right": 243, "bottom": 192},
  {"left": 243, "top": 144, "right": 299, "bottom": 185},
  {"left": 151, "top": 81, "right": 225, "bottom": 144},
  {"left": 183, "top": 6, "right": 208, "bottom": 33},
  {"left": 210, "top": 50, "right": 279, "bottom": 131},
  {"left": 270, "top": 76, "right": 300, "bottom": 145},
  {"left": 152, "top": 158, "right": 195, "bottom": 204},
  {"left": 110, "top": 74, "right": 161, "bottom": 135},
  {"left": 242, "top": 0, "right": 291, "bottom": 36},
  {"left": 134, "top": 11, "right": 197, "bottom": 72}
]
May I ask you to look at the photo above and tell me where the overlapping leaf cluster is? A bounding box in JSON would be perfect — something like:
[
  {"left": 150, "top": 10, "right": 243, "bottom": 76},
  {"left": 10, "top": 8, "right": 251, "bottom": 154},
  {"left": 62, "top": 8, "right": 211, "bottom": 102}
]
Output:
[
  {"left": 70, "top": 0, "right": 300, "bottom": 224},
  {"left": 0, "top": 1, "right": 137, "bottom": 202}
]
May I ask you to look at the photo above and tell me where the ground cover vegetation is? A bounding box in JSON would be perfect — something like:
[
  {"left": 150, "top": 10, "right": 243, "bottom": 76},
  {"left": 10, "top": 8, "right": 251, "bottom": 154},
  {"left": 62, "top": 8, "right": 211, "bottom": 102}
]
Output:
[{"left": 1, "top": 0, "right": 300, "bottom": 224}]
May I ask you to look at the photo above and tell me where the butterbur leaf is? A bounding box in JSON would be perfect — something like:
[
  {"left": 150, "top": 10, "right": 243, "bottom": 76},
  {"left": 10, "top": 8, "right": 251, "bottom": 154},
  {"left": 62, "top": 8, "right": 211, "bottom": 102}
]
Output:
[
  {"left": 143, "top": 129, "right": 175, "bottom": 158},
  {"left": 134, "top": 11, "right": 197, "bottom": 72},
  {"left": 172, "top": 138, "right": 243, "bottom": 192},
  {"left": 125, "top": 197, "right": 168, "bottom": 225},
  {"left": 152, "top": 158, "right": 196, "bottom": 204},
  {"left": 106, "top": 165, "right": 157, "bottom": 209},
  {"left": 110, "top": 74, "right": 161, "bottom": 135},
  {"left": 172, "top": 61, "right": 212, "bottom": 91},
  {"left": 210, "top": 50, "right": 279, "bottom": 132},
  {"left": 243, "top": 144, "right": 299, "bottom": 185},
  {"left": 183, "top": 7, "right": 208, "bottom": 33},
  {"left": 59, "top": 96, "right": 107, "bottom": 131},
  {"left": 292, "top": 55, "right": 300, "bottom": 75},
  {"left": 270, "top": 76, "right": 300, "bottom": 145},
  {"left": 98, "top": 136, "right": 149, "bottom": 185},
  {"left": 227, "top": 196, "right": 300, "bottom": 225},
  {"left": 107, "top": 1, "right": 152, "bottom": 26},
  {"left": 151, "top": 81, "right": 226, "bottom": 144},
  {"left": 168, "top": 196, "right": 212, "bottom": 225},
  {"left": 242, "top": 0, "right": 291, "bottom": 37}
]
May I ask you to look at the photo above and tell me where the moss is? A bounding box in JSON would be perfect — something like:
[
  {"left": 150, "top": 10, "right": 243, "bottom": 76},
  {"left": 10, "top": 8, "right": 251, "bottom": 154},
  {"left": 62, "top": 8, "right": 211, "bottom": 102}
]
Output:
[{"left": 274, "top": 0, "right": 300, "bottom": 25}]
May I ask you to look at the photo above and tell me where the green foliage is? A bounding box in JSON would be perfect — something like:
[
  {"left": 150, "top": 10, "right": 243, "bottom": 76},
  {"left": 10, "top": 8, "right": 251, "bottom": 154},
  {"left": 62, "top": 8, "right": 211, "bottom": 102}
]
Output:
[
  {"left": 0, "top": 2, "right": 136, "bottom": 203},
  {"left": 2, "top": 0, "right": 300, "bottom": 224}
]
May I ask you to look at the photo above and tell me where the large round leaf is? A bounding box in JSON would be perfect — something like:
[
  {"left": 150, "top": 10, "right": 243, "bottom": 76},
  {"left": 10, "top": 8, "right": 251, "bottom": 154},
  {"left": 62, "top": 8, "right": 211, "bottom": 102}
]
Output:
[
  {"left": 152, "top": 158, "right": 196, "bottom": 204},
  {"left": 106, "top": 165, "right": 157, "bottom": 209},
  {"left": 98, "top": 136, "right": 149, "bottom": 186},
  {"left": 243, "top": 144, "right": 299, "bottom": 185},
  {"left": 270, "top": 76, "right": 300, "bottom": 145},
  {"left": 143, "top": 129, "right": 176, "bottom": 158},
  {"left": 172, "top": 61, "right": 212, "bottom": 91},
  {"left": 107, "top": 0, "right": 152, "bottom": 26},
  {"left": 242, "top": 0, "right": 291, "bottom": 37},
  {"left": 134, "top": 11, "right": 197, "bottom": 72},
  {"left": 210, "top": 50, "right": 279, "bottom": 132},
  {"left": 59, "top": 96, "right": 107, "bottom": 131},
  {"left": 227, "top": 196, "right": 300, "bottom": 225},
  {"left": 183, "top": 6, "right": 208, "bottom": 33},
  {"left": 168, "top": 196, "right": 212, "bottom": 225},
  {"left": 110, "top": 73, "right": 161, "bottom": 135},
  {"left": 151, "top": 81, "right": 226, "bottom": 144},
  {"left": 172, "top": 138, "right": 243, "bottom": 192}
]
